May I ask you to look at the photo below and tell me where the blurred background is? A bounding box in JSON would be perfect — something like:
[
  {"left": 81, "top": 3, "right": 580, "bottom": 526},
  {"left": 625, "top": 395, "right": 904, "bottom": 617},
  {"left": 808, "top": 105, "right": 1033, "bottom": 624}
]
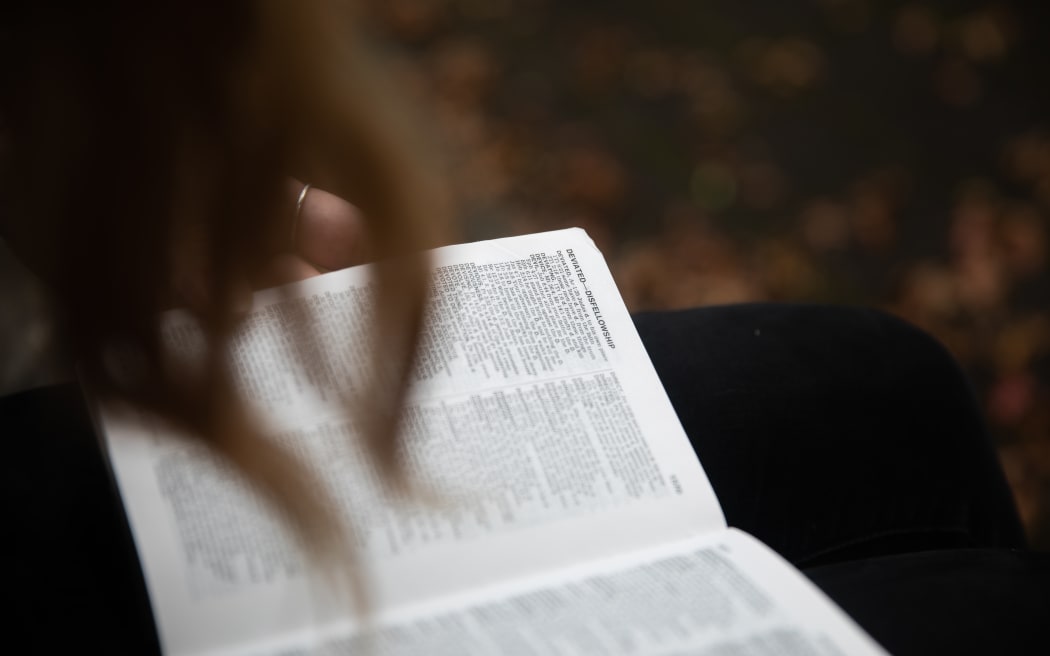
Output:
[{"left": 2, "top": 0, "right": 1047, "bottom": 547}]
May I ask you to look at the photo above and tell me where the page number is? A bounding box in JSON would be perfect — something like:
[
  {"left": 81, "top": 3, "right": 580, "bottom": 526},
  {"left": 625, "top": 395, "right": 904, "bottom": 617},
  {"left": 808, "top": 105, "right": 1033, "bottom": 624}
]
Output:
[{"left": 670, "top": 474, "right": 683, "bottom": 495}]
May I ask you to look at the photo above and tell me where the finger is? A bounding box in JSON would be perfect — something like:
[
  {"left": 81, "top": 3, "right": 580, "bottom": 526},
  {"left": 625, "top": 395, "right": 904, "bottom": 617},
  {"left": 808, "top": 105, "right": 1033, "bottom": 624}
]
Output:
[
  {"left": 290, "top": 180, "right": 369, "bottom": 271},
  {"left": 255, "top": 253, "right": 322, "bottom": 290}
]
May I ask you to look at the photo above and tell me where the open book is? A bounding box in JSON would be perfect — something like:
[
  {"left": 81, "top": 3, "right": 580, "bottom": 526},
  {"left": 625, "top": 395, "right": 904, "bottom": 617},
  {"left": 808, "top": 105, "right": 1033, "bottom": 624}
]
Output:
[{"left": 98, "top": 229, "right": 887, "bottom": 655}]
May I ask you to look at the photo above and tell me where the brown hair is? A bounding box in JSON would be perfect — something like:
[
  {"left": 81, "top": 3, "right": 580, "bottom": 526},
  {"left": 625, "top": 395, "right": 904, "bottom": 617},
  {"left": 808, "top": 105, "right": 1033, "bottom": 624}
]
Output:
[{"left": 1, "top": 0, "right": 449, "bottom": 603}]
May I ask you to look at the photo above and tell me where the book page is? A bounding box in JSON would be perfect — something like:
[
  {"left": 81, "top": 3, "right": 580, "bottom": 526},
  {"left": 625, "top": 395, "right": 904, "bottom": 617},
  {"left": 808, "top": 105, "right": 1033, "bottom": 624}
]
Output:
[
  {"left": 216, "top": 529, "right": 887, "bottom": 656},
  {"left": 100, "top": 228, "right": 726, "bottom": 655}
]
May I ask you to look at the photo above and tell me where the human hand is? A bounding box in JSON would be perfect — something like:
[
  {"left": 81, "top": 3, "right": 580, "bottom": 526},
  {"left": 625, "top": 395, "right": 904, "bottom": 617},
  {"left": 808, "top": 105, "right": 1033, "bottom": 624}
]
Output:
[
  {"left": 255, "top": 179, "right": 369, "bottom": 288},
  {"left": 169, "top": 179, "right": 369, "bottom": 314}
]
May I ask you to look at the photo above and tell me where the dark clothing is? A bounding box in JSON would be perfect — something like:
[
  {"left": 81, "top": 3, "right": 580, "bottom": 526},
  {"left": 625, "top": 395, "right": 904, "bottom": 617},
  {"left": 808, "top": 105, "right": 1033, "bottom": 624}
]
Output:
[
  {"left": 807, "top": 549, "right": 1050, "bottom": 655},
  {"left": 635, "top": 304, "right": 1050, "bottom": 655},
  {"left": 5, "top": 383, "right": 161, "bottom": 654},
  {"left": 634, "top": 303, "right": 1027, "bottom": 563},
  {"left": 6, "top": 304, "right": 1049, "bottom": 654}
]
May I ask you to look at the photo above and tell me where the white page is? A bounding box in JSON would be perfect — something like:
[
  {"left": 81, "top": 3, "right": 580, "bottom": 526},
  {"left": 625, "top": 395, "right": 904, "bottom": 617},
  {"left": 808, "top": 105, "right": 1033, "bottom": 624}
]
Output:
[
  {"left": 214, "top": 529, "right": 887, "bottom": 656},
  {"left": 100, "top": 229, "right": 725, "bottom": 655}
]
